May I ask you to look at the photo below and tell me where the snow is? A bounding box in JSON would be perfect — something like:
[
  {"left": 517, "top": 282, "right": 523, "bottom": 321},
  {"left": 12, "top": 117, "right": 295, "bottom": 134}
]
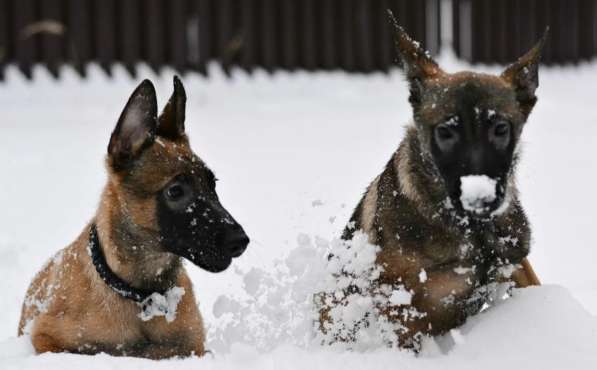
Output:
[
  {"left": 1, "top": 287, "right": 595, "bottom": 369},
  {"left": 389, "top": 289, "right": 413, "bottom": 306},
  {"left": 459, "top": 174, "right": 497, "bottom": 214},
  {"left": 418, "top": 269, "right": 428, "bottom": 283},
  {"left": 139, "top": 287, "right": 186, "bottom": 323},
  {"left": 1, "top": 52, "right": 597, "bottom": 368}
]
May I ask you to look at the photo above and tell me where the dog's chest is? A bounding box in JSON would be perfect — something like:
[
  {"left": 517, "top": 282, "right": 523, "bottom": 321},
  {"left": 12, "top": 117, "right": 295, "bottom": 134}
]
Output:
[{"left": 71, "top": 293, "right": 189, "bottom": 351}]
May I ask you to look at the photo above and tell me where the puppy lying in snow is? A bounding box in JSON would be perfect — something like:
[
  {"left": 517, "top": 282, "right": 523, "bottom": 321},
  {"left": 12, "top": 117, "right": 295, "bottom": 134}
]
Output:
[{"left": 18, "top": 77, "right": 249, "bottom": 359}]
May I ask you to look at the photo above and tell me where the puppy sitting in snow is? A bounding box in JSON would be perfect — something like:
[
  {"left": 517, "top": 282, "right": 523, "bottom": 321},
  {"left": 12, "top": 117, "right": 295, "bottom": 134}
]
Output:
[
  {"left": 320, "top": 16, "right": 544, "bottom": 349},
  {"left": 18, "top": 77, "right": 249, "bottom": 358}
]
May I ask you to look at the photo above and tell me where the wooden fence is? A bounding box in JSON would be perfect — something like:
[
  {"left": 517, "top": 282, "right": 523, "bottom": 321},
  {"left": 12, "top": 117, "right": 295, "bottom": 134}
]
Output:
[
  {"left": 0, "top": 0, "right": 440, "bottom": 80},
  {"left": 1, "top": 0, "right": 596, "bottom": 80},
  {"left": 453, "top": 0, "right": 597, "bottom": 64}
]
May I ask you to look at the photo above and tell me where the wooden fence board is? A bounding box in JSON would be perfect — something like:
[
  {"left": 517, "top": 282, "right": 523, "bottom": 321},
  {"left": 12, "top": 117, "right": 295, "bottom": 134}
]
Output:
[
  {"left": 355, "top": 0, "right": 374, "bottom": 72},
  {"left": 67, "top": 0, "right": 92, "bottom": 77},
  {"left": 94, "top": 0, "right": 116, "bottom": 75},
  {"left": 579, "top": 0, "right": 596, "bottom": 60},
  {"left": 0, "top": 0, "right": 11, "bottom": 80},
  {"left": 240, "top": 0, "right": 256, "bottom": 72},
  {"left": 281, "top": 0, "right": 297, "bottom": 70},
  {"left": 261, "top": 0, "right": 277, "bottom": 71},
  {"left": 300, "top": 0, "right": 316, "bottom": 70},
  {"left": 168, "top": 0, "right": 188, "bottom": 73},
  {"left": 39, "top": 0, "right": 64, "bottom": 78},
  {"left": 13, "top": 0, "right": 36, "bottom": 78},
  {"left": 196, "top": 0, "right": 211, "bottom": 74},
  {"left": 120, "top": 0, "right": 140, "bottom": 77},
  {"left": 377, "top": 0, "right": 392, "bottom": 71},
  {"left": 339, "top": 0, "right": 355, "bottom": 71},
  {"left": 145, "top": 0, "right": 165, "bottom": 73}
]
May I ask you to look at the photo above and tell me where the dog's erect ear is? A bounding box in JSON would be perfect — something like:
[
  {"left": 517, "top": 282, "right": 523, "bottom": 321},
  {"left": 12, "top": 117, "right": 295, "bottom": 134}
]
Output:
[
  {"left": 388, "top": 10, "right": 443, "bottom": 108},
  {"left": 157, "top": 76, "right": 186, "bottom": 140},
  {"left": 501, "top": 28, "right": 548, "bottom": 118},
  {"left": 108, "top": 79, "right": 157, "bottom": 169}
]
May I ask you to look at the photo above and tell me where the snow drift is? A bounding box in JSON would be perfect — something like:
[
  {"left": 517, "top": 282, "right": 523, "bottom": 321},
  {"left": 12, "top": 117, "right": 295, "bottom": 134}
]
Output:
[{"left": 1, "top": 286, "right": 595, "bottom": 370}]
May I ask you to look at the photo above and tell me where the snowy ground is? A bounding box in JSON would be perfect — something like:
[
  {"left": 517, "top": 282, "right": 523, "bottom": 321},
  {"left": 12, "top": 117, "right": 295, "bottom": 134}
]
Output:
[{"left": 1, "top": 53, "right": 597, "bottom": 368}]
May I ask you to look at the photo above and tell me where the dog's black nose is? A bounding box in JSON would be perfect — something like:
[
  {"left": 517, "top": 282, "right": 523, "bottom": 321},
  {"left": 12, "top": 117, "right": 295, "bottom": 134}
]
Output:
[{"left": 222, "top": 229, "right": 249, "bottom": 257}]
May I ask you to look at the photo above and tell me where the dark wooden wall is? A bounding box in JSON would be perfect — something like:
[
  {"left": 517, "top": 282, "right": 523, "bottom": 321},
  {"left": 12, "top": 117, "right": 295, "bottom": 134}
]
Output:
[
  {"left": 453, "top": 0, "right": 597, "bottom": 64},
  {"left": 0, "top": 0, "right": 439, "bottom": 80},
  {"left": 1, "top": 0, "right": 596, "bottom": 80}
]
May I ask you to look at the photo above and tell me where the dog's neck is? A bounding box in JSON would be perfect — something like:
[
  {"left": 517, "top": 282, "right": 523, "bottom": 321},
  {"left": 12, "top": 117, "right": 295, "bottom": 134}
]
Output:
[
  {"left": 94, "top": 183, "right": 181, "bottom": 294},
  {"left": 395, "top": 127, "right": 449, "bottom": 221}
]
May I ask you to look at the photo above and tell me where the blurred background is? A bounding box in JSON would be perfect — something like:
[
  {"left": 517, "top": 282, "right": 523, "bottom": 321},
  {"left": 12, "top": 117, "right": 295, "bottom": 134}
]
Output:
[{"left": 1, "top": 0, "right": 596, "bottom": 79}]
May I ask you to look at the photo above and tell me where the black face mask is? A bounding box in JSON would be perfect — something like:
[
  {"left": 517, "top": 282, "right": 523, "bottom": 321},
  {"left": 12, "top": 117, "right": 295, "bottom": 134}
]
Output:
[
  {"left": 156, "top": 174, "right": 249, "bottom": 273},
  {"left": 430, "top": 112, "right": 516, "bottom": 219}
]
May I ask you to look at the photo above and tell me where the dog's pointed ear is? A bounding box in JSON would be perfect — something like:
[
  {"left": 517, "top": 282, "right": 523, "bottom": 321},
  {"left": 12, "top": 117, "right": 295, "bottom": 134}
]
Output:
[
  {"left": 501, "top": 28, "right": 548, "bottom": 118},
  {"left": 157, "top": 76, "right": 186, "bottom": 140},
  {"left": 388, "top": 10, "right": 443, "bottom": 108},
  {"left": 108, "top": 79, "right": 157, "bottom": 169}
]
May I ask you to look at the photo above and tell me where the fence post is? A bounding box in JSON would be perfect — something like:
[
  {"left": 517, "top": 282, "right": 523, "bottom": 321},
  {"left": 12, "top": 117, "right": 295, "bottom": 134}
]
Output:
[
  {"left": 13, "top": 0, "right": 36, "bottom": 79},
  {"left": 94, "top": 0, "right": 117, "bottom": 76},
  {"left": 0, "top": 0, "right": 10, "bottom": 81},
  {"left": 145, "top": 0, "right": 166, "bottom": 73},
  {"left": 120, "top": 0, "right": 141, "bottom": 77}
]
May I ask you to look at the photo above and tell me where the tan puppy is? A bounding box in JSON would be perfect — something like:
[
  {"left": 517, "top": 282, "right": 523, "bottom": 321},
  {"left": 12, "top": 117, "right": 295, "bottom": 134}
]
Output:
[{"left": 18, "top": 77, "right": 249, "bottom": 359}]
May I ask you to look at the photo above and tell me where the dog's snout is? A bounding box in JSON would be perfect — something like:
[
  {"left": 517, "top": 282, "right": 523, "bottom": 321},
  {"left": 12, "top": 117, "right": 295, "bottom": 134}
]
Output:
[{"left": 221, "top": 228, "right": 249, "bottom": 257}]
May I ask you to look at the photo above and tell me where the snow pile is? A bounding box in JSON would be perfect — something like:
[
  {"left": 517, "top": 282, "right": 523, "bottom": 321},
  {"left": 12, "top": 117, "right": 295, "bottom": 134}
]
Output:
[
  {"left": 459, "top": 175, "right": 497, "bottom": 214},
  {"left": 315, "top": 232, "right": 422, "bottom": 350},
  {"left": 208, "top": 233, "right": 329, "bottom": 352},
  {"left": 2, "top": 286, "right": 597, "bottom": 370},
  {"left": 210, "top": 231, "right": 425, "bottom": 353}
]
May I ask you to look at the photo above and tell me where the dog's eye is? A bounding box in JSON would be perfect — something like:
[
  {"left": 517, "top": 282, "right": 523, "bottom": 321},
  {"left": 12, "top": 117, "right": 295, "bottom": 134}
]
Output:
[
  {"left": 436, "top": 126, "right": 454, "bottom": 140},
  {"left": 493, "top": 121, "right": 510, "bottom": 137},
  {"left": 489, "top": 120, "right": 511, "bottom": 149},
  {"left": 166, "top": 183, "right": 185, "bottom": 201},
  {"left": 434, "top": 123, "right": 459, "bottom": 151}
]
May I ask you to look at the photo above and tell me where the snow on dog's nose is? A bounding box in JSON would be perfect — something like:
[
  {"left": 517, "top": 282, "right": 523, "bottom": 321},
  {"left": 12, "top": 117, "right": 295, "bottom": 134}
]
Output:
[{"left": 459, "top": 175, "right": 498, "bottom": 216}]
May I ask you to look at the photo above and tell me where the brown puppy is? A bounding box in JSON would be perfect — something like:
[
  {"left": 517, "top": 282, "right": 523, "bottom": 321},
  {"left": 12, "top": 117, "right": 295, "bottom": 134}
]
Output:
[
  {"left": 322, "top": 16, "right": 545, "bottom": 350},
  {"left": 18, "top": 77, "right": 249, "bottom": 359}
]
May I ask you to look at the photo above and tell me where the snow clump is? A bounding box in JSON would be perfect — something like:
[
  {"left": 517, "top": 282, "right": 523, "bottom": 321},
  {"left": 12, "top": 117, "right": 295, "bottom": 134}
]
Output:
[
  {"left": 459, "top": 175, "right": 497, "bottom": 214},
  {"left": 209, "top": 231, "right": 425, "bottom": 353},
  {"left": 138, "top": 286, "right": 186, "bottom": 323}
]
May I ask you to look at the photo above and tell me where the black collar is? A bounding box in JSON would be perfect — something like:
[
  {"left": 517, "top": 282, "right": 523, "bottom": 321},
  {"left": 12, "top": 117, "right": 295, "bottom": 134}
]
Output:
[{"left": 88, "top": 223, "right": 166, "bottom": 303}]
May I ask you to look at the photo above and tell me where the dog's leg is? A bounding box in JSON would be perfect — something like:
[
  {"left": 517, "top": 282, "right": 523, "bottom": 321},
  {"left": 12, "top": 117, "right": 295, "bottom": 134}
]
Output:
[
  {"left": 381, "top": 265, "right": 482, "bottom": 350},
  {"left": 511, "top": 258, "right": 541, "bottom": 288},
  {"left": 29, "top": 314, "right": 80, "bottom": 354},
  {"left": 30, "top": 331, "right": 64, "bottom": 354}
]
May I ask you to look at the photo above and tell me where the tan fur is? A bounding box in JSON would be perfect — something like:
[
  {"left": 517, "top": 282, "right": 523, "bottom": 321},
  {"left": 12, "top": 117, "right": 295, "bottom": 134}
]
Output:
[
  {"left": 18, "top": 137, "right": 208, "bottom": 359},
  {"left": 512, "top": 258, "right": 541, "bottom": 287},
  {"left": 395, "top": 139, "right": 423, "bottom": 205},
  {"left": 359, "top": 176, "right": 380, "bottom": 242}
]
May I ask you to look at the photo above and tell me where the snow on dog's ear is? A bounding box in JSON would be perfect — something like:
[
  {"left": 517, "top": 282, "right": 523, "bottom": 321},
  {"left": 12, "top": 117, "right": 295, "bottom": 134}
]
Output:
[
  {"left": 501, "top": 28, "right": 549, "bottom": 118},
  {"left": 108, "top": 79, "right": 157, "bottom": 170},
  {"left": 388, "top": 10, "right": 443, "bottom": 109},
  {"left": 157, "top": 76, "right": 186, "bottom": 140}
]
